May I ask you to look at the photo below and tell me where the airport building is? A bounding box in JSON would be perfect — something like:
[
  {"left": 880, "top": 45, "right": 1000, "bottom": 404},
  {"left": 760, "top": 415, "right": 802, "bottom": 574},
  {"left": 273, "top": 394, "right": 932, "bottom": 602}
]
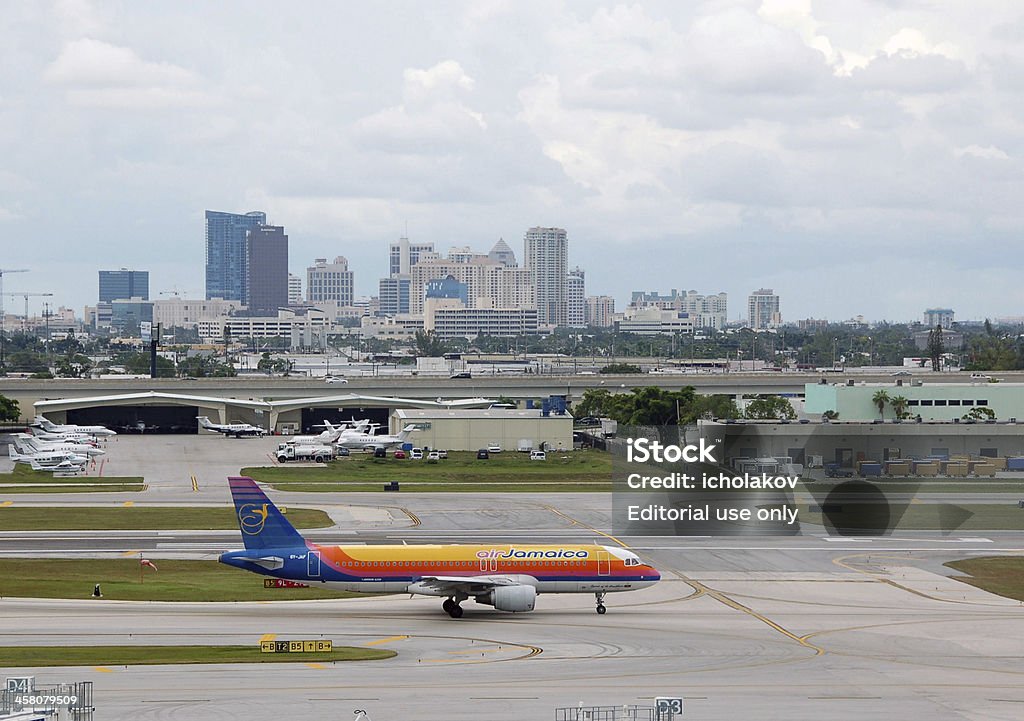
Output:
[
  {"left": 391, "top": 407, "right": 573, "bottom": 452},
  {"left": 804, "top": 381, "right": 1024, "bottom": 422}
]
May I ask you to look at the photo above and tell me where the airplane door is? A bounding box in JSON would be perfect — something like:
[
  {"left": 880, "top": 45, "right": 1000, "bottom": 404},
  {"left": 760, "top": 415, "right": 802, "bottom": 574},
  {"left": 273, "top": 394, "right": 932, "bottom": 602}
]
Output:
[
  {"left": 479, "top": 557, "right": 497, "bottom": 572},
  {"left": 597, "top": 551, "right": 611, "bottom": 576},
  {"left": 308, "top": 550, "right": 321, "bottom": 578}
]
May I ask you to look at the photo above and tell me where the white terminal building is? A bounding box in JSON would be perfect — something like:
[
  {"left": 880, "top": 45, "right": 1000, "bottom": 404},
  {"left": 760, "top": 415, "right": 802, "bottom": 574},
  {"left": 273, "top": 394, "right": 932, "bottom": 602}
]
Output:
[{"left": 392, "top": 407, "right": 573, "bottom": 452}]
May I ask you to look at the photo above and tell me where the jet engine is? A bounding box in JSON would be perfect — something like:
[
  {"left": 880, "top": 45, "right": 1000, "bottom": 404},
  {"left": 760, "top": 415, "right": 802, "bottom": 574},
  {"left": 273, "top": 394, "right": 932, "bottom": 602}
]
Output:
[{"left": 478, "top": 584, "right": 537, "bottom": 612}]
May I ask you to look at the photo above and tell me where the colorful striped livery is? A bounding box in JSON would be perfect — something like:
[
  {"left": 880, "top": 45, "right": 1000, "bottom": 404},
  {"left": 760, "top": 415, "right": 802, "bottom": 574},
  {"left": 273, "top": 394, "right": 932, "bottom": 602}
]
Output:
[{"left": 220, "top": 477, "right": 660, "bottom": 617}]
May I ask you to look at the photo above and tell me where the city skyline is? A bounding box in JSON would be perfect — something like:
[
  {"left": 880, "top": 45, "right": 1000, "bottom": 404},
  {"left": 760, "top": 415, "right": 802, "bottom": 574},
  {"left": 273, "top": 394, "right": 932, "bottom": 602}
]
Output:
[{"left": 2, "top": 2, "right": 1024, "bottom": 321}]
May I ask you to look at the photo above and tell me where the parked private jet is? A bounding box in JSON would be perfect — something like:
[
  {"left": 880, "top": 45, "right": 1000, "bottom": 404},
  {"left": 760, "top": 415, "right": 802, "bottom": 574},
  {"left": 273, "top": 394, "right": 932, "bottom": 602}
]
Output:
[
  {"left": 13, "top": 434, "right": 105, "bottom": 458},
  {"left": 31, "top": 416, "right": 116, "bottom": 437},
  {"left": 197, "top": 416, "right": 267, "bottom": 438},
  {"left": 335, "top": 424, "right": 418, "bottom": 452}
]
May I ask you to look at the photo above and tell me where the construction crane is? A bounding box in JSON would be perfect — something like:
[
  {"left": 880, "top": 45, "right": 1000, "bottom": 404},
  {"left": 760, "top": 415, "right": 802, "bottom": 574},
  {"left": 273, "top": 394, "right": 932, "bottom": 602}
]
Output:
[
  {"left": 0, "top": 268, "right": 29, "bottom": 370},
  {"left": 1, "top": 292, "right": 55, "bottom": 332}
]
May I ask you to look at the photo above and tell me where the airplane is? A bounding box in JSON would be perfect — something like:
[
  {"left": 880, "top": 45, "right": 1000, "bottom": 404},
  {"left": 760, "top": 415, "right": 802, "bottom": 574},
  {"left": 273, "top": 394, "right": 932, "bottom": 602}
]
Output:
[
  {"left": 335, "top": 424, "right": 418, "bottom": 452},
  {"left": 220, "top": 477, "right": 660, "bottom": 618},
  {"left": 30, "top": 429, "right": 98, "bottom": 444},
  {"left": 197, "top": 416, "right": 267, "bottom": 438},
  {"left": 12, "top": 434, "right": 106, "bottom": 458},
  {"left": 11, "top": 449, "right": 89, "bottom": 468},
  {"left": 29, "top": 456, "right": 88, "bottom": 473},
  {"left": 287, "top": 418, "right": 372, "bottom": 446},
  {"left": 31, "top": 415, "right": 116, "bottom": 437}
]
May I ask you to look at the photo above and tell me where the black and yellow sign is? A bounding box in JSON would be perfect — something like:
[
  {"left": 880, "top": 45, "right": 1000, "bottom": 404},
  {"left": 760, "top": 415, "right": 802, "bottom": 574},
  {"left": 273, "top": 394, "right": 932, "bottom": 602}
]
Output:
[{"left": 260, "top": 640, "right": 333, "bottom": 654}]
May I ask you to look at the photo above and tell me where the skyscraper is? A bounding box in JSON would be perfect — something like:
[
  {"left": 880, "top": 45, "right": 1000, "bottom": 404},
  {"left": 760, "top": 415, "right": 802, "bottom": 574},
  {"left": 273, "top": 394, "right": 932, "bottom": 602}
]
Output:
[
  {"left": 288, "top": 274, "right": 302, "bottom": 305},
  {"left": 748, "top": 288, "right": 781, "bottom": 329},
  {"left": 567, "top": 267, "right": 585, "bottom": 328},
  {"left": 245, "top": 224, "right": 288, "bottom": 315},
  {"left": 205, "top": 210, "right": 266, "bottom": 301},
  {"left": 488, "top": 238, "right": 517, "bottom": 266},
  {"left": 307, "top": 257, "right": 354, "bottom": 306},
  {"left": 524, "top": 227, "right": 568, "bottom": 327},
  {"left": 389, "top": 237, "right": 436, "bottom": 276},
  {"left": 98, "top": 269, "right": 149, "bottom": 302}
]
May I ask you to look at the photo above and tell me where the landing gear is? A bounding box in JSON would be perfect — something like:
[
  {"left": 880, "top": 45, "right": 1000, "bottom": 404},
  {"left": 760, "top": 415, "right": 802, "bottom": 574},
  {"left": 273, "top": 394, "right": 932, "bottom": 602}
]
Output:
[
  {"left": 595, "top": 592, "right": 607, "bottom": 615},
  {"left": 443, "top": 597, "right": 463, "bottom": 618}
]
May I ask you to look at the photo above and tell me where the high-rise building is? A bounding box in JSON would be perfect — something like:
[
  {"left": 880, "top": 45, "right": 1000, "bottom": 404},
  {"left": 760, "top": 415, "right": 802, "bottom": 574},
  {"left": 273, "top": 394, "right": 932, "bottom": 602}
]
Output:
[
  {"left": 245, "top": 225, "right": 288, "bottom": 315},
  {"left": 205, "top": 210, "right": 266, "bottom": 301},
  {"left": 306, "top": 257, "right": 354, "bottom": 306},
  {"left": 748, "top": 288, "right": 781, "bottom": 329},
  {"left": 488, "top": 238, "right": 517, "bottom": 266},
  {"left": 288, "top": 274, "right": 302, "bottom": 305},
  {"left": 923, "top": 308, "right": 954, "bottom": 329},
  {"left": 585, "top": 295, "right": 615, "bottom": 328},
  {"left": 567, "top": 267, "right": 585, "bottom": 328},
  {"left": 425, "top": 275, "right": 470, "bottom": 306},
  {"left": 98, "top": 269, "right": 149, "bottom": 302},
  {"left": 389, "top": 237, "right": 436, "bottom": 277},
  {"left": 379, "top": 277, "right": 411, "bottom": 316},
  {"left": 409, "top": 257, "right": 535, "bottom": 315},
  {"left": 629, "top": 289, "right": 727, "bottom": 329},
  {"left": 524, "top": 227, "right": 568, "bottom": 326}
]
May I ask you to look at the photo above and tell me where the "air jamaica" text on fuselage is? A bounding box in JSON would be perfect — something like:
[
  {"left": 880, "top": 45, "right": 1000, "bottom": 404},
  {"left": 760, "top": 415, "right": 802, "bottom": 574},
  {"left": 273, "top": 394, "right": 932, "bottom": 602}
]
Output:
[{"left": 476, "top": 548, "right": 591, "bottom": 559}]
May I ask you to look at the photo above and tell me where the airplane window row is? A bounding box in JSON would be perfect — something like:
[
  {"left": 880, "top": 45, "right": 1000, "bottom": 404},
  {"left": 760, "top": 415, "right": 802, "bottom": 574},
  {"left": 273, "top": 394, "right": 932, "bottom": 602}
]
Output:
[{"left": 348, "top": 560, "right": 592, "bottom": 567}]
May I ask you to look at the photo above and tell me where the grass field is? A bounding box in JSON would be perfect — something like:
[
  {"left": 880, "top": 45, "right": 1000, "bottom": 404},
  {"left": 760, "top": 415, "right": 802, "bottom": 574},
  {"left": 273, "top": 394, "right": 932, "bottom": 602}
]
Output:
[
  {"left": 244, "top": 450, "right": 612, "bottom": 492},
  {"left": 945, "top": 556, "right": 1024, "bottom": 602},
  {"left": 1, "top": 464, "right": 145, "bottom": 493},
  {"left": 0, "top": 506, "right": 333, "bottom": 531},
  {"left": 799, "top": 502, "right": 1024, "bottom": 531},
  {"left": 0, "top": 559, "right": 363, "bottom": 601},
  {"left": 0, "top": 645, "right": 395, "bottom": 667}
]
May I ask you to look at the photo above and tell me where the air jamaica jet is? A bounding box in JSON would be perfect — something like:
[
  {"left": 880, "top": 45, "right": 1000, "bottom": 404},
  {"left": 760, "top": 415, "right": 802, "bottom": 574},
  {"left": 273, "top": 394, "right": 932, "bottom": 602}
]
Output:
[{"left": 221, "top": 477, "right": 660, "bottom": 618}]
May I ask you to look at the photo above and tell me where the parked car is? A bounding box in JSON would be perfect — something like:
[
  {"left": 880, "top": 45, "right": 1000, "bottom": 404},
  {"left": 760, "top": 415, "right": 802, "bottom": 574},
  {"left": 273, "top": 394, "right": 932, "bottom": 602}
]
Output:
[
  {"left": 410, "top": 448, "right": 423, "bottom": 460},
  {"left": 336, "top": 447, "right": 351, "bottom": 457},
  {"left": 427, "top": 451, "right": 441, "bottom": 461},
  {"left": 530, "top": 450, "right": 546, "bottom": 461},
  {"left": 437, "top": 449, "right": 448, "bottom": 459},
  {"left": 476, "top": 449, "right": 490, "bottom": 460},
  {"left": 450, "top": 371, "right": 472, "bottom": 379},
  {"left": 487, "top": 443, "right": 503, "bottom": 453},
  {"left": 393, "top": 450, "right": 406, "bottom": 459}
]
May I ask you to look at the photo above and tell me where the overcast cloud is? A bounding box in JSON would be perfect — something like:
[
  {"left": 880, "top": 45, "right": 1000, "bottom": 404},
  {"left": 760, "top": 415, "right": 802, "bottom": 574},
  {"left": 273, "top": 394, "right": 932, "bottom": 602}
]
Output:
[{"left": 2, "top": 0, "right": 1023, "bottom": 323}]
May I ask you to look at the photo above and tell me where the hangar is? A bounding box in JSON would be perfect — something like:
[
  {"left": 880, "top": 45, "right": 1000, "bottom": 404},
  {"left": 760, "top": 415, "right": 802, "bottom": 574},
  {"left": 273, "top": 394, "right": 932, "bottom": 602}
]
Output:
[
  {"left": 390, "top": 408, "right": 574, "bottom": 452},
  {"left": 34, "top": 391, "right": 494, "bottom": 434}
]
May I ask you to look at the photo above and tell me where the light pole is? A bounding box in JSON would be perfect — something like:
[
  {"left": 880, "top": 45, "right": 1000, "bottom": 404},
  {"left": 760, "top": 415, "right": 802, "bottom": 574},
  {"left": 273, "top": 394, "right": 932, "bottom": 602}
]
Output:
[{"left": 832, "top": 337, "right": 838, "bottom": 369}]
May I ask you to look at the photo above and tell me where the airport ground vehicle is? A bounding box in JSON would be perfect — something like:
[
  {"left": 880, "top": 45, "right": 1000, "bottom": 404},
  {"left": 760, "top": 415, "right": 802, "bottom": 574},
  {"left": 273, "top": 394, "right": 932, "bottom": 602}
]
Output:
[
  {"left": 530, "top": 450, "right": 546, "bottom": 461},
  {"left": 221, "top": 477, "right": 660, "bottom": 617},
  {"left": 276, "top": 443, "right": 335, "bottom": 463}
]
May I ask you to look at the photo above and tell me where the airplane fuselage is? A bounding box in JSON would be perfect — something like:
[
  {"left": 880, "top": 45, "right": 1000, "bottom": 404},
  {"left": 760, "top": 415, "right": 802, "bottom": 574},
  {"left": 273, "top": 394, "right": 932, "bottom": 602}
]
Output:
[{"left": 220, "top": 542, "right": 659, "bottom": 595}]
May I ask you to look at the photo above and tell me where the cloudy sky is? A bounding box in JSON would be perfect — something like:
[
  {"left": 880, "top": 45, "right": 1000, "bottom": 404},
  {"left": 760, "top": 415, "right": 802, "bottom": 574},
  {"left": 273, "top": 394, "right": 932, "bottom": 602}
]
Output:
[{"left": 2, "top": 0, "right": 1023, "bottom": 323}]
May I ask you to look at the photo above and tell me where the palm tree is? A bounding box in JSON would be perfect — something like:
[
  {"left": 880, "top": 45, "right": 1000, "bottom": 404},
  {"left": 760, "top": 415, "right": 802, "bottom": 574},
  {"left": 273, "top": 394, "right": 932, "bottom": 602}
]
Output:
[
  {"left": 890, "top": 395, "right": 908, "bottom": 420},
  {"left": 872, "top": 389, "right": 890, "bottom": 420}
]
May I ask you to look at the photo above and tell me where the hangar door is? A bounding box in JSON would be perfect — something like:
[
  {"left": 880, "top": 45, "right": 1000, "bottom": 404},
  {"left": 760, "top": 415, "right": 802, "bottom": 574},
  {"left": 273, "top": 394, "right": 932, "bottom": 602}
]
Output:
[
  {"left": 300, "top": 407, "right": 389, "bottom": 434},
  {"left": 67, "top": 406, "right": 201, "bottom": 434}
]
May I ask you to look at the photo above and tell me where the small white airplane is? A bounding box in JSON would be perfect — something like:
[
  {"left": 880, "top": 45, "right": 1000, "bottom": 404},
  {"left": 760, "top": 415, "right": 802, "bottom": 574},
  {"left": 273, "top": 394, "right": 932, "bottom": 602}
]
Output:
[
  {"left": 336, "top": 424, "right": 418, "bottom": 452},
  {"left": 29, "top": 456, "right": 88, "bottom": 473},
  {"left": 31, "top": 415, "right": 116, "bottom": 437},
  {"left": 287, "top": 418, "right": 372, "bottom": 446},
  {"left": 13, "top": 434, "right": 105, "bottom": 458},
  {"left": 30, "top": 429, "right": 97, "bottom": 443},
  {"left": 197, "top": 416, "right": 267, "bottom": 438},
  {"left": 11, "top": 449, "right": 90, "bottom": 468}
]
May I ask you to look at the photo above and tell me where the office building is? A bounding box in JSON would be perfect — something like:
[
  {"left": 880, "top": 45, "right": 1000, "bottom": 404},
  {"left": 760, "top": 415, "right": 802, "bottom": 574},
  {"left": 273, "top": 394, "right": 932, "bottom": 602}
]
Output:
[
  {"left": 409, "top": 257, "right": 534, "bottom": 315},
  {"left": 924, "top": 308, "right": 955, "bottom": 329},
  {"left": 426, "top": 275, "right": 470, "bottom": 306},
  {"left": 152, "top": 298, "right": 244, "bottom": 330},
  {"left": 389, "top": 237, "right": 436, "bottom": 276},
  {"left": 426, "top": 304, "right": 540, "bottom": 339},
  {"left": 306, "top": 257, "right": 354, "bottom": 307},
  {"left": 616, "top": 306, "right": 694, "bottom": 335},
  {"left": 99, "top": 269, "right": 149, "bottom": 303},
  {"left": 748, "top": 288, "right": 781, "bottom": 329},
  {"left": 205, "top": 210, "right": 266, "bottom": 301},
  {"left": 585, "top": 295, "right": 615, "bottom": 328},
  {"left": 288, "top": 274, "right": 302, "bottom": 305},
  {"left": 567, "top": 267, "right": 585, "bottom": 328},
  {"left": 524, "top": 226, "right": 568, "bottom": 327},
  {"left": 379, "top": 276, "right": 411, "bottom": 316},
  {"left": 488, "top": 238, "right": 517, "bottom": 266},
  {"left": 110, "top": 298, "right": 153, "bottom": 334},
  {"left": 245, "top": 224, "right": 289, "bottom": 315},
  {"left": 630, "top": 289, "right": 727, "bottom": 330}
]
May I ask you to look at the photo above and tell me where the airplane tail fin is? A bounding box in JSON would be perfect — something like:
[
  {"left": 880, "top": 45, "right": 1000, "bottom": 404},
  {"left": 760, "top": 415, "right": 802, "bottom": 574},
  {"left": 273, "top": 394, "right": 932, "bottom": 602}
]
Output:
[
  {"left": 397, "top": 424, "right": 417, "bottom": 441},
  {"left": 196, "top": 416, "right": 214, "bottom": 429},
  {"left": 227, "top": 477, "right": 307, "bottom": 551}
]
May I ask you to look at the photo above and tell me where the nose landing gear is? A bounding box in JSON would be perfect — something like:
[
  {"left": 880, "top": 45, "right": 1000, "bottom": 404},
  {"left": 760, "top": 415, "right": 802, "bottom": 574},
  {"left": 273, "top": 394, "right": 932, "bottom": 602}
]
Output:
[{"left": 595, "top": 592, "right": 607, "bottom": 614}]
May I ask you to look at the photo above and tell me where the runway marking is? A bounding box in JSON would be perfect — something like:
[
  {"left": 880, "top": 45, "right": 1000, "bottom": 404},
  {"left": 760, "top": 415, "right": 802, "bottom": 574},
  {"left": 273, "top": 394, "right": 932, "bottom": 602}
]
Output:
[
  {"left": 122, "top": 501, "right": 134, "bottom": 507},
  {"left": 1, "top": 501, "right": 12, "bottom": 507},
  {"left": 191, "top": 475, "right": 199, "bottom": 493},
  {"left": 92, "top": 666, "right": 113, "bottom": 673},
  {"left": 399, "top": 508, "right": 421, "bottom": 527},
  {"left": 542, "top": 504, "right": 628, "bottom": 548},
  {"left": 305, "top": 663, "right": 327, "bottom": 669},
  {"left": 447, "top": 646, "right": 505, "bottom": 655},
  {"left": 363, "top": 635, "right": 407, "bottom": 646},
  {"left": 120, "top": 549, "right": 142, "bottom": 557},
  {"left": 259, "top": 633, "right": 277, "bottom": 643},
  {"left": 683, "top": 574, "right": 825, "bottom": 657}
]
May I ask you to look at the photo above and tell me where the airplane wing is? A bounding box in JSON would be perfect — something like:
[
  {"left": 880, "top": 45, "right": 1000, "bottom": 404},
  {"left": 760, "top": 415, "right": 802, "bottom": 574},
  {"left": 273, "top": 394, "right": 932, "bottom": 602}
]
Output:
[{"left": 409, "top": 574, "right": 522, "bottom": 596}]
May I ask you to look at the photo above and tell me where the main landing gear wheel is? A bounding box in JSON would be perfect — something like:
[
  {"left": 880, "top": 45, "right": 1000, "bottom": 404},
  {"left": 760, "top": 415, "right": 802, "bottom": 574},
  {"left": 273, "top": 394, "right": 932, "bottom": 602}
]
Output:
[
  {"left": 595, "top": 592, "right": 607, "bottom": 615},
  {"left": 443, "top": 598, "right": 463, "bottom": 618}
]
